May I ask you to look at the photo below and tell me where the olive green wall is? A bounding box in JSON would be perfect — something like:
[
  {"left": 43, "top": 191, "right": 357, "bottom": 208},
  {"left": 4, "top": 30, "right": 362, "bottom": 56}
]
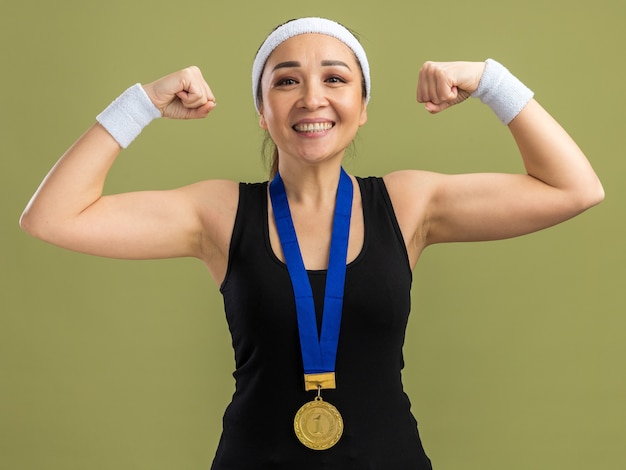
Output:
[{"left": 2, "top": 1, "right": 624, "bottom": 469}]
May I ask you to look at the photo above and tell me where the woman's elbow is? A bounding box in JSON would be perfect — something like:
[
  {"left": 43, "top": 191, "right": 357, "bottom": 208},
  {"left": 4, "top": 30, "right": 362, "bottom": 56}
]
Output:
[
  {"left": 586, "top": 178, "right": 605, "bottom": 207},
  {"left": 573, "top": 178, "right": 605, "bottom": 213},
  {"left": 19, "top": 208, "right": 39, "bottom": 238},
  {"left": 19, "top": 206, "right": 52, "bottom": 242}
]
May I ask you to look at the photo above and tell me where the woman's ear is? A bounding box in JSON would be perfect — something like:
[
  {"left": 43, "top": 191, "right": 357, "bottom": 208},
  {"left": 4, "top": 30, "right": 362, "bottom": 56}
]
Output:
[
  {"left": 259, "top": 108, "right": 268, "bottom": 130},
  {"left": 359, "top": 103, "right": 368, "bottom": 127}
]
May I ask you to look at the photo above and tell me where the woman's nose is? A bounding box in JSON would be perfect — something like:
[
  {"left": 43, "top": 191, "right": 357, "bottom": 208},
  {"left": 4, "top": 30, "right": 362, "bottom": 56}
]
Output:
[{"left": 298, "top": 81, "right": 328, "bottom": 110}]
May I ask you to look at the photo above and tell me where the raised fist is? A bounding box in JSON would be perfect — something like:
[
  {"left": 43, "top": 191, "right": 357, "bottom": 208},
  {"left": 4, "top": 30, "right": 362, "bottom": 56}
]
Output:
[{"left": 143, "top": 66, "right": 216, "bottom": 120}]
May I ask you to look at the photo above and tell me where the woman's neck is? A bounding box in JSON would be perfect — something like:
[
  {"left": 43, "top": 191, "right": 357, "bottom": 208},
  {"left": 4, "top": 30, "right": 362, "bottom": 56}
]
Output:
[{"left": 276, "top": 161, "right": 345, "bottom": 206}]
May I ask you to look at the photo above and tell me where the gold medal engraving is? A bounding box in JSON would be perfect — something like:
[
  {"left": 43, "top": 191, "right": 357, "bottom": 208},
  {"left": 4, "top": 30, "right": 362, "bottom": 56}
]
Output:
[{"left": 294, "top": 396, "right": 343, "bottom": 450}]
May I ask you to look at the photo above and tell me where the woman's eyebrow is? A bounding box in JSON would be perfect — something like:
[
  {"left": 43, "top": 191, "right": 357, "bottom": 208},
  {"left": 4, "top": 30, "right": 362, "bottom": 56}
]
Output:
[
  {"left": 321, "top": 60, "right": 351, "bottom": 70},
  {"left": 272, "top": 61, "right": 301, "bottom": 71},
  {"left": 272, "top": 60, "right": 352, "bottom": 72}
]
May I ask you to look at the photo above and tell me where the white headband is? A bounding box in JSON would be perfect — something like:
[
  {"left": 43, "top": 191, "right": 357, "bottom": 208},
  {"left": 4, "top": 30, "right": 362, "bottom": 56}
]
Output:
[{"left": 252, "top": 17, "right": 371, "bottom": 113}]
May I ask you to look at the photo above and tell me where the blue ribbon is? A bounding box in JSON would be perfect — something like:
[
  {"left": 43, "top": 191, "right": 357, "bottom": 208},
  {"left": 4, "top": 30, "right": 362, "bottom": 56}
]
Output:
[{"left": 269, "top": 168, "right": 353, "bottom": 375}]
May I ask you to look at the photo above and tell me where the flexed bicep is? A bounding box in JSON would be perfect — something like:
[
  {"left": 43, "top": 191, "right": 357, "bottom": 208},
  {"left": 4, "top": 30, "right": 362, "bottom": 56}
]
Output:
[
  {"left": 21, "top": 67, "right": 231, "bottom": 269},
  {"left": 23, "top": 175, "right": 238, "bottom": 263}
]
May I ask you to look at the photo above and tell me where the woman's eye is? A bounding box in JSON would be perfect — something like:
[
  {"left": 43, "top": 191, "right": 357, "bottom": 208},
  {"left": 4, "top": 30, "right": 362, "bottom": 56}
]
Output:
[
  {"left": 276, "top": 78, "right": 297, "bottom": 86},
  {"left": 326, "top": 76, "right": 346, "bottom": 84}
]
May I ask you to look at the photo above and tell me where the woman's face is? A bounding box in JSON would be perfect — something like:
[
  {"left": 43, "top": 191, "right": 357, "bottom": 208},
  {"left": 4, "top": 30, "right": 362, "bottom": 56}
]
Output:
[{"left": 258, "top": 33, "right": 368, "bottom": 168}]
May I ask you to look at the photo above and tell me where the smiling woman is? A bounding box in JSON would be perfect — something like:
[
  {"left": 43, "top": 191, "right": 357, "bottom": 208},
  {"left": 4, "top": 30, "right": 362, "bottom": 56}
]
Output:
[
  {"left": 257, "top": 33, "right": 368, "bottom": 176},
  {"left": 253, "top": 18, "right": 370, "bottom": 177},
  {"left": 19, "top": 16, "right": 603, "bottom": 470}
]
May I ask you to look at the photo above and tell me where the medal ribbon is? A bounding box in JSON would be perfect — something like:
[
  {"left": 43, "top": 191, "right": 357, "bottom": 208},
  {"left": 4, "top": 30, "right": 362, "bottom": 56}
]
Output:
[{"left": 269, "top": 168, "right": 353, "bottom": 375}]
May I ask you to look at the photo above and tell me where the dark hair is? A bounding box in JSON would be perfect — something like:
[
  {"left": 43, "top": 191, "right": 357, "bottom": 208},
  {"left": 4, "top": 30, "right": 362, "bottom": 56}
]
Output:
[{"left": 256, "top": 20, "right": 367, "bottom": 178}]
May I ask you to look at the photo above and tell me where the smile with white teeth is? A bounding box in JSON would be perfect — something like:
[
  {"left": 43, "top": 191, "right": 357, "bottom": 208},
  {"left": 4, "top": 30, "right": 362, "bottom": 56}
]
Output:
[{"left": 293, "top": 122, "right": 334, "bottom": 133}]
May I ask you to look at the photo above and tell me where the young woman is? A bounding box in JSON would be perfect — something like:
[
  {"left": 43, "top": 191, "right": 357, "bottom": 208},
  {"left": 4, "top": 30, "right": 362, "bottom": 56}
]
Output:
[{"left": 20, "top": 17, "right": 603, "bottom": 470}]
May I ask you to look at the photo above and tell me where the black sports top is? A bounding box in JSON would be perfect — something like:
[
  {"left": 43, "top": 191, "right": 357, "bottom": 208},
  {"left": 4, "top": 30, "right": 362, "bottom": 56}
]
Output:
[{"left": 214, "top": 177, "right": 432, "bottom": 469}]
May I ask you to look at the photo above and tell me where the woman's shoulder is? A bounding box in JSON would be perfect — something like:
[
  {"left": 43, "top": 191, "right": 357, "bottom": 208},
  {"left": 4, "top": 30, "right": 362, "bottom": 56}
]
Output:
[
  {"left": 188, "top": 178, "right": 269, "bottom": 221},
  {"left": 382, "top": 169, "right": 439, "bottom": 185},
  {"left": 382, "top": 169, "right": 445, "bottom": 200}
]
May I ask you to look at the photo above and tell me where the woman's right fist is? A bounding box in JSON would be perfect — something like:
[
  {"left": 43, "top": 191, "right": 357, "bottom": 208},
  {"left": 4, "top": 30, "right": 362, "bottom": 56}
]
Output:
[{"left": 143, "top": 66, "right": 216, "bottom": 119}]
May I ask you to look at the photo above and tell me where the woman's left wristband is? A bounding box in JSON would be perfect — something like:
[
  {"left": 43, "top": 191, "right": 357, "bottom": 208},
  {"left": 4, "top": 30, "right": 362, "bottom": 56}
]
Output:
[
  {"left": 471, "top": 59, "right": 534, "bottom": 125},
  {"left": 96, "top": 83, "right": 161, "bottom": 148}
]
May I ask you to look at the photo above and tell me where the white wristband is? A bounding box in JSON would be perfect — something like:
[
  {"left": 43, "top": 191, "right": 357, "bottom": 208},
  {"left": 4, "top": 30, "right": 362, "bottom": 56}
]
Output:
[
  {"left": 96, "top": 83, "right": 161, "bottom": 148},
  {"left": 471, "top": 59, "right": 534, "bottom": 125}
]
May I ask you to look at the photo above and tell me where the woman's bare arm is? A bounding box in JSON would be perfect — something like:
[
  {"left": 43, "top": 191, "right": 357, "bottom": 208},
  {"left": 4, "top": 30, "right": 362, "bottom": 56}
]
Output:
[
  {"left": 19, "top": 67, "right": 238, "bottom": 281},
  {"left": 385, "top": 61, "right": 604, "bottom": 266}
]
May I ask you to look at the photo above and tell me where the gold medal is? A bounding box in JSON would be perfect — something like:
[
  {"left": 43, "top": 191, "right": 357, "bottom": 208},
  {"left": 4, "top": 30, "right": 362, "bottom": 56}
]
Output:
[
  {"left": 294, "top": 396, "right": 343, "bottom": 450},
  {"left": 271, "top": 171, "right": 351, "bottom": 451}
]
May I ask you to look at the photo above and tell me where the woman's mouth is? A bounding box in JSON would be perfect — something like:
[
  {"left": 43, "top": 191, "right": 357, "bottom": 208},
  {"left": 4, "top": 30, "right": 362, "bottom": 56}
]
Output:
[{"left": 293, "top": 122, "right": 335, "bottom": 133}]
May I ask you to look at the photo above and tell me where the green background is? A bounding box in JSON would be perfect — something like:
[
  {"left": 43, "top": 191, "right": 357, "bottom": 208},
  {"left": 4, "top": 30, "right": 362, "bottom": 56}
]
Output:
[{"left": 2, "top": 1, "right": 624, "bottom": 469}]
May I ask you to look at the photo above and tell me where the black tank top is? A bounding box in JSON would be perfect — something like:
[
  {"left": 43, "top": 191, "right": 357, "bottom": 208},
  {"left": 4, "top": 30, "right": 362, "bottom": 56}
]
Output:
[{"left": 214, "top": 177, "right": 432, "bottom": 469}]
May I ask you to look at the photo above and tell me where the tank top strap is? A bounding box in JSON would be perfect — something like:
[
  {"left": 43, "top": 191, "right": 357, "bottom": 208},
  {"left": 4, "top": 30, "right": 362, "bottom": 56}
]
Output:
[{"left": 356, "top": 176, "right": 412, "bottom": 279}]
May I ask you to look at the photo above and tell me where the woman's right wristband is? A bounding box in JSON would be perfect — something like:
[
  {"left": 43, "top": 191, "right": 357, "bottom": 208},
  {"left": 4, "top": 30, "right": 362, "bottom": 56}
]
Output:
[{"left": 96, "top": 83, "right": 161, "bottom": 148}]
